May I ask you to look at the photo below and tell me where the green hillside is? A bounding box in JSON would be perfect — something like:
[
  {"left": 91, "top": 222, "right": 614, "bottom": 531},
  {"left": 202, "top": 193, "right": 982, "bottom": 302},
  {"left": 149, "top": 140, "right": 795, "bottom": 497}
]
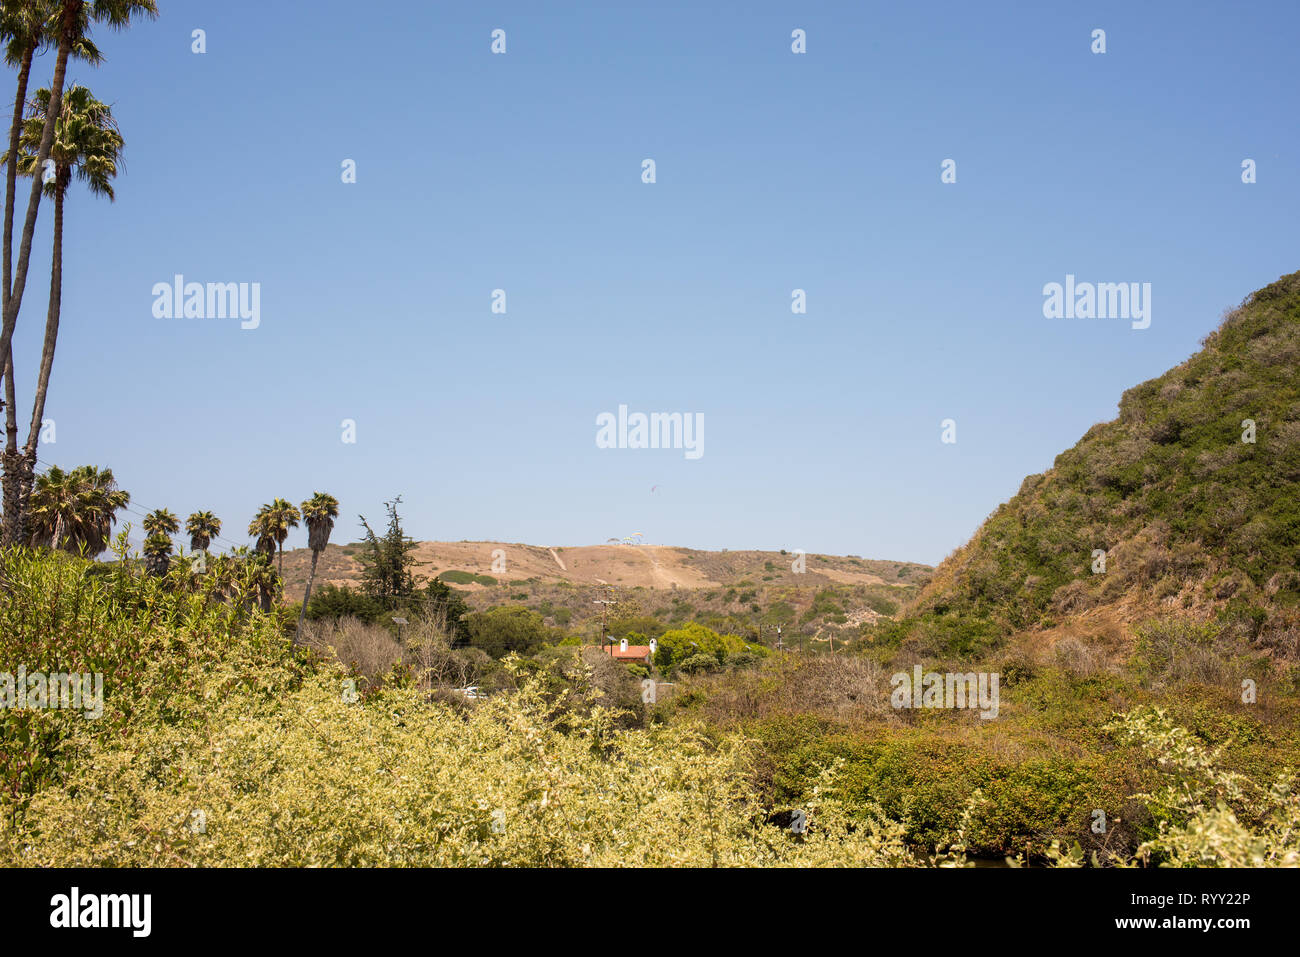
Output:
[{"left": 905, "top": 271, "right": 1300, "bottom": 654}]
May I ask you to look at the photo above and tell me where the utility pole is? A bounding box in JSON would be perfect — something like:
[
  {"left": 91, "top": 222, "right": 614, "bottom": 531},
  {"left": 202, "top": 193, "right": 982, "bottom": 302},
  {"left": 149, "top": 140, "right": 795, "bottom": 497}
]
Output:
[{"left": 593, "top": 588, "right": 616, "bottom": 654}]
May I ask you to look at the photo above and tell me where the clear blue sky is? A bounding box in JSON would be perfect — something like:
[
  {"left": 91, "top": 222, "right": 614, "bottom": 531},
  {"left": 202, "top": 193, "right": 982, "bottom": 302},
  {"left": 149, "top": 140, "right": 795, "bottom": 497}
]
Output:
[{"left": 9, "top": 0, "right": 1298, "bottom": 565}]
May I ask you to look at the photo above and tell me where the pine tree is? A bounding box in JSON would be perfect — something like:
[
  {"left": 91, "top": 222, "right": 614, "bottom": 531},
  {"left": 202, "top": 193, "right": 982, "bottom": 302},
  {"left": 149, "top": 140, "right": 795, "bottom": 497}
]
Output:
[{"left": 357, "top": 496, "right": 420, "bottom": 608}]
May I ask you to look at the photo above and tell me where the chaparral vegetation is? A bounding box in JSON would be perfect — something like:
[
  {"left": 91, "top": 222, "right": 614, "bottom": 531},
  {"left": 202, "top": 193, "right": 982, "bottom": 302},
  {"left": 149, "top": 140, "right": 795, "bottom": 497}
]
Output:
[{"left": 0, "top": 3, "right": 1295, "bottom": 869}]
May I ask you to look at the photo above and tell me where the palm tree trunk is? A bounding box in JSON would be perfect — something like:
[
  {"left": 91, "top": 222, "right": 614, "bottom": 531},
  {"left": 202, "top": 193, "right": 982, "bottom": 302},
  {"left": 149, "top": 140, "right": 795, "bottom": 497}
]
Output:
[
  {"left": 11, "top": 186, "right": 66, "bottom": 545},
  {"left": 1, "top": 347, "right": 17, "bottom": 546},
  {"left": 2, "top": 354, "right": 12, "bottom": 435},
  {"left": 296, "top": 548, "right": 320, "bottom": 638},
  {"left": 0, "top": 354, "right": 27, "bottom": 547},
  {"left": 0, "top": 15, "right": 69, "bottom": 548},
  {"left": 0, "top": 430, "right": 22, "bottom": 547},
  {"left": 0, "top": 21, "right": 71, "bottom": 448},
  {"left": 26, "top": 185, "right": 62, "bottom": 449},
  {"left": 0, "top": 50, "right": 34, "bottom": 549},
  {"left": 3, "top": 45, "right": 34, "bottom": 307}
]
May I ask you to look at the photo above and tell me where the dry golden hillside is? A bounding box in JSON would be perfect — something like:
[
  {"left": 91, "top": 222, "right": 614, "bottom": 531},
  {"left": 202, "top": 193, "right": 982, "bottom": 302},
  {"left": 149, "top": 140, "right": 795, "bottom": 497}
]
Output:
[{"left": 279, "top": 540, "right": 928, "bottom": 603}]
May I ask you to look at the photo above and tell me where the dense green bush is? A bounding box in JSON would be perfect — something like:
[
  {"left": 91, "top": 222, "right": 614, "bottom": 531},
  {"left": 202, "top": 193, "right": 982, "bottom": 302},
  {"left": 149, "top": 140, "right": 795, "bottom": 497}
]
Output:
[
  {"left": 654, "top": 622, "right": 767, "bottom": 670},
  {"left": 307, "top": 579, "right": 470, "bottom": 643},
  {"left": 306, "top": 583, "right": 384, "bottom": 622},
  {"left": 463, "top": 605, "right": 549, "bottom": 658}
]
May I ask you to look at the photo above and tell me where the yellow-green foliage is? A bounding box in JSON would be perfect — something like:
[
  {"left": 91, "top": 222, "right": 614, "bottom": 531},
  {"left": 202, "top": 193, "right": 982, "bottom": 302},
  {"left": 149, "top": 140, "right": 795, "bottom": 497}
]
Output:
[
  {"left": 0, "top": 548, "right": 304, "bottom": 807},
  {"left": 3, "top": 549, "right": 1295, "bottom": 867},
  {"left": 1, "top": 664, "right": 913, "bottom": 867},
  {"left": 1106, "top": 707, "right": 1300, "bottom": 867},
  {"left": 655, "top": 622, "right": 767, "bottom": 669}
]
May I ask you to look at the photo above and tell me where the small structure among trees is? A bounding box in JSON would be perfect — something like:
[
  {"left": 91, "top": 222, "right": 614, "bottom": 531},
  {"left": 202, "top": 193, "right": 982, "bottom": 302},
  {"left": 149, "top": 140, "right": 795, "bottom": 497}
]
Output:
[{"left": 604, "top": 636, "right": 656, "bottom": 665}]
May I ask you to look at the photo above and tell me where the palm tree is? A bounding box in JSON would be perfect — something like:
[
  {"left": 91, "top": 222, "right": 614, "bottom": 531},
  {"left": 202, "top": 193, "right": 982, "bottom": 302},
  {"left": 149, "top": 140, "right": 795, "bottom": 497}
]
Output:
[
  {"left": 69, "top": 464, "right": 126, "bottom": 553},
  {"left": 27, "top": 462, "right": 127, "bottom": 553},
  {"left": 239, "top": 551, "right": 278, "bottom": 613},
  {"left": 3, "top": 1, "right": 59, "bottom": 310},
  {"left": 0, "top": 1, "right": 99, "bottom": 547},
  {"left": 247, "top": 505, "right": 276, "bottom": 562},
  {"left": 0, "top": 0, "right": 155, "bottom": 548},
  {"left": 2, "top": 1, "right": 98, "bottom": 309},
  {"left": 141, "top": 507, "right": 178, "bottom": 538},
  {"left": 296, "top": 492, "right": 339, "bottom": 634},
  {"left": 141, "top": 530, "right": 170, "bottom": 577},
  {"left": 1, "top": 84, "right": 121, "bottom": 544},
  {"left": 26, "top": 460, "right": 72, "bottom": 548},
  {"left": 249, "top": 498, "right": 300, "bottom": 576},
  {"left": 186, "top": 510, "right": 221, "bottom": 554},
  {"left": 140, "top": 507, "right": 177, "bottom": 576}
]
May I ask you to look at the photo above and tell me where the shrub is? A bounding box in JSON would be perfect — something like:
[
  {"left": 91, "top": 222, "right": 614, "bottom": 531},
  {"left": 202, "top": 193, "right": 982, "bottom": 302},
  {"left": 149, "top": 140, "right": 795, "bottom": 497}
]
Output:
[
  {"left": 1106, "top": 707, "right": 1300, "bottom": 866},
  {"left": 0, "top": 666, "right": 915, "bottom": 868},
  {"left": 463, "top": 606, "right": 549, "bottom": 659},
  {"left": 680, "top": 653, "right": 721, "bottom": 675},
  {"left": 655, "top": 623, "right": 766, "bottom": 669},
  {"left": 306, "top": 583, "right": 384, "bottom": 623},
  {"left": 439, "top": 570, "right": 497, "bottom": 587},
  {"left": 0, "top": 548, "right": 305, "bottom": 811},
  {"left": 1130, "top": 619, "right": 1240, "bottom": 688}
]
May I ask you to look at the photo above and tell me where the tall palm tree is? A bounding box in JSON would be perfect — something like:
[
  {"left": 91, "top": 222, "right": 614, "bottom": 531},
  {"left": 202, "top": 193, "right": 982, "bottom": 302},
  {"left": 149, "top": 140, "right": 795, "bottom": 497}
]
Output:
[
  {"left": 296, "top": 491, "right": 339, "bottom": 633},
  {"left": 0, "top": 1, "right": 98, "bottom": 547},
  {"left": 27, "top": 462, "right": 126, "bottom": 553},
  {"left": 249, "top": 498, "right": 300, "bottom": 576},
  {"left": 0, "top": 0, "right": 155, "bottom": 548},
  {"left": 270, "top": 497, "right": 301, "bottom": 575},
  {"left": 1, "top": 84, "right": 120, "bottom": 544},
  {"left": 2, "top": 1, "right": 98, "bottom": 312},
  {"left": 3, "top": 2, "right": 59, "bottom": 323},
  {"left": 186, "top": 510, "right": 221, "bottom": 554}
]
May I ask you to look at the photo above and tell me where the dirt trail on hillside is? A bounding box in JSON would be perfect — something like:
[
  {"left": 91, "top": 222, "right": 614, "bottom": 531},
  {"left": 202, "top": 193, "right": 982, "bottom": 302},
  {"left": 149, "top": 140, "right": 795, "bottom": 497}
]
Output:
[{"left": 637, "top": 546, "right": 699, "bottom": 589}]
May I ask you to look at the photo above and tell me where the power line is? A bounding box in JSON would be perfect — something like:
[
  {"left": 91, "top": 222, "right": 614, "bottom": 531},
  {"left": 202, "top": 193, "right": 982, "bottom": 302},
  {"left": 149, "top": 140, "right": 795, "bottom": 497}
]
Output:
[{"left": 31, "top": 454, "right": 252, "bottom": 553}]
